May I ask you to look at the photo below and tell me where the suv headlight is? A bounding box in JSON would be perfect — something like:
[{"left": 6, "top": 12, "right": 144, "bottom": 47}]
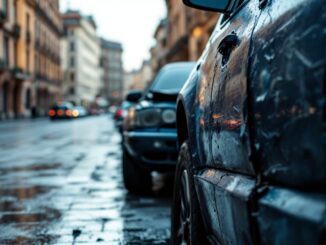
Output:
[
  {"left": 162, "top": 109, "right": 176, "bottom": 124},
  {"left": 126, "top": 108, "right": 176, "bottom": 129},
  {"left": 137, "top": 109, "right": 161, "bottom": 127}
]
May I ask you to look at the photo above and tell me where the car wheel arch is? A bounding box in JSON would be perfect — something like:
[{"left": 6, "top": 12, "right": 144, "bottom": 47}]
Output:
[{"left": 176, "top": 101, "right": 189, "bottom": 148}]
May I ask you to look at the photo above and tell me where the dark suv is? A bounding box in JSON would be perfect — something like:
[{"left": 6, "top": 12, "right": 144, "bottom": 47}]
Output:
[
  {"left": 171, "top": 0, "right": 326, "bottom": 244},
  {"left": 122, "top": 62, "right": 195, "bottom": 194}
]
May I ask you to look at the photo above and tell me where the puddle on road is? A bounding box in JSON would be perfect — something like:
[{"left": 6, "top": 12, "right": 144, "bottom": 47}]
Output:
[
  {"left": 91, "top": 166, "right": 104, "bottom": 182},
  {"left": 0, "top": 163, "right": 62, "bottom": 173},
  {"left": 0, "top": 207, "right": 62, "bottom": 244},
  {"left": 41, "top": 132, "right": 65, "bottom": 140},
  {"left": 0, "top": 234, "right": 60, "bottom": 245},
  {"left": 0, "top": 200, "right": 24, "bottom": 212},
  {"left": 0, "top": 142, "right": 20, "bottom": 149},
  {"left": 74, "top": 153, "right": 86, "bottom": 162},
  {"left": 0, "top": 207, "right": 61, "bottom": 224},
  {"left": 0, "top": 185, "right": 56, "bottom": 200}
]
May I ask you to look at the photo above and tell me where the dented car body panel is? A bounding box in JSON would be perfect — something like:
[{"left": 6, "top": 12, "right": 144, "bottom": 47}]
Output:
[
  {"left": 177, "top": 0, "right": 326, "bottom": 243},
  {"left": 194, "top": 169, "right": 256, "bottom": 244},
  {"left": 256, "top": 187, "right": 326, "bottom": 245},
  {"left": 209, "top": 0, "right": 257, "bottom": 175},
  {"left": 249, "top": 0, "right": 326, "bottom": 189}
]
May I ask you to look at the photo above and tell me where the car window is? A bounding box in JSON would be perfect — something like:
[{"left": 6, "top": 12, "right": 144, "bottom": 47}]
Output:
[
  {"left": 220, "top": 0, "right": 245, "bottom": 25},
  {"left": 53, "top": 106, "right": 67, "bottom": 110},
  {"left": 150, "top": 66, "right": 193, "bottom": 93},
  {"left": 121, "top": 101, "right": 132, "bottom": 109}
]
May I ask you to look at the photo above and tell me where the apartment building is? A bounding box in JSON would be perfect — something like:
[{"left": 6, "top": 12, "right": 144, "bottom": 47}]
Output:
[
  {"left": 150, "top": 0, "right": 219, "bottom": 72},
  {"left": 34, "top": 0, "right": 62, "bottom": 116},
  {"left": 62, "top": 11, "right": 101, "bottom": 108},
  {"left": 150, "top": 18, "right": 168, "bottom": 74},
  {"left": 0, "top": 0, "right": 20, "bottom": 119},
  {"left": 100, "top": 38, "right": 123, "bottom": 105}
]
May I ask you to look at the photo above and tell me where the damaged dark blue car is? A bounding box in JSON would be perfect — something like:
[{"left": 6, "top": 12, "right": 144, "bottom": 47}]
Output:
[
  {"left": 171, "top": 0, "right": 326, "bottom": 244},
  {"left": 122, "top": 62, "right": 195, "bottom": 194}
]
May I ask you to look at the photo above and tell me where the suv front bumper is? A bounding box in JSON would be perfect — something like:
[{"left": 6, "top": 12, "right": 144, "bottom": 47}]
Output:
[{"left": 123, "top": 130, "right": 178, "bottom": 171}]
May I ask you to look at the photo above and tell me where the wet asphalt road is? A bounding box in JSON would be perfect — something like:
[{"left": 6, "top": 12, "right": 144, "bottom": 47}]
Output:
[{"left": 0, "top": 116, "right": 172, "bottom": 244}]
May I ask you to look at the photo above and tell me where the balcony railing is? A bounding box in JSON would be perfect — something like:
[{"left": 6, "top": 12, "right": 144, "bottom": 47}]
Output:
[{"left": 11, "top": 67, "right": 31, "bottom": 81}]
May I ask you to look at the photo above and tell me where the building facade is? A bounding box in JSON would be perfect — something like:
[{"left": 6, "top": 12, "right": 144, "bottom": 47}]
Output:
[
  {"left": 0, "top": 0, "right": 19, "bottom": 119},
  {"left": 187, "top": 9, "right": 218, "bottom": 61},
  {"left": 150, "top": 0, "right": 219, "bottom": 73},
  {"left": 15, "top": 0, "right": 36, "bottom": 118},
  {"left": 0, "top": 0, "right": 63, "bottom": 119},
  {"left": 34, "top": 0, "right": 62, "bottom": 116},
  {"left": 62, "top": 11, "right": 101, "bottom": 108},
  {"left": 127, "top": 60, "right": 152, "bottom": 92},
  {"left": 165, "top": 0, "right": 190, "bottom": 62},
  {"left": 100, "top": 38, "right": 123, "bottom": 105},
  {"left": 150, "top": 18, "right": 168, "bottom": 75},
  {"left": 0, "top": 0, "right": 36, "bottom": 119}
]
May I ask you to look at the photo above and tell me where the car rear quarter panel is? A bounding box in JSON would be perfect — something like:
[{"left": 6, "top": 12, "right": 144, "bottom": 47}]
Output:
[{"left": 249, "top": 0, "right": 326, "bottom": 189}]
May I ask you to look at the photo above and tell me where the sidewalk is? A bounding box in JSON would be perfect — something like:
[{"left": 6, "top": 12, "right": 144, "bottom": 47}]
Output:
[{"left": 0, "top": 117, "right": 49, "bottom": 130}]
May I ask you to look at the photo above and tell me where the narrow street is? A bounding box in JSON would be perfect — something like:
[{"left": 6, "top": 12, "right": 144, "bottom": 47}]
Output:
[{"left": 0, "top": 116, "right": 171, "bottom": 244}]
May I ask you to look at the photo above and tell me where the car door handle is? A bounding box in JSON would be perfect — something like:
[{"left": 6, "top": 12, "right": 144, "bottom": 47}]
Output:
[{"left": 218, "top": 32, "right": 240, "bottom": 65}]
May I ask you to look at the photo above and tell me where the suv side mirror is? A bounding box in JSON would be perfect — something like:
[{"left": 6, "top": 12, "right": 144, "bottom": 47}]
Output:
[
  {"left": 183, "top": 0, "right": 237, "bottom": 12},
  {"left": 126, "top": 91, "right": 142, "bottom": 103}
]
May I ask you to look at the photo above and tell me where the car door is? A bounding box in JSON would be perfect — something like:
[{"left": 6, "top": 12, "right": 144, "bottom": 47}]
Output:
[
  {"left": 249, "top": 0, "right": 326, "bottom": 190},
  {"left": 249, "top": 0, "right": 326, "bottom": 243},
  {"left": 193, "top": 1, "right": 262, "bottom": 244},
  {"left": 208, "top": 0, "right": 258, "bottom": 175}
]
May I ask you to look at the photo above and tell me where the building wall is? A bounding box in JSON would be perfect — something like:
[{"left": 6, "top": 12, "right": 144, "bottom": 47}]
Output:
[
  {"left": 16, "top": 0, "right": 35, "bottom": 75},
  {"left": 77, "top": 19, "right": 100, "bottom": 106},
  {"left": 62, "top": 11, "right": 101, "bottom": 108},
  {"left": 0, "top": 0, "right": 18, "bottom": 119},
  {"left": 0, "top": 0, "right": 36, "bottom": 118},
  {"left": 165, "top": 0, "right": 189, "bottom": 62},
  {"left": 128, "top": 60, "right": 152, "bottom": 91},
  {"left": 100, "top": 38, "right": 123, "bottom": 105},
  {"left": 0, "top": 0, "right": 16, "bottom": 67},
  {"left": 34, "top": 0, "right": 62, "bottom": 116},
  {"left": 150, "top": 1, "right": 219, "bottom": 73},
  {"left": 187, "top": 10, "right": 219, "bottom": 61},
  {"left": 151, "top": 19, "right": 168, "bottom": 75}
]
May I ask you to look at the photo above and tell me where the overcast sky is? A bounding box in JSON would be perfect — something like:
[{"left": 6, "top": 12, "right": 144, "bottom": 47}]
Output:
[{"left": 60, "top": 0, "right": 167, "bottom": 71}]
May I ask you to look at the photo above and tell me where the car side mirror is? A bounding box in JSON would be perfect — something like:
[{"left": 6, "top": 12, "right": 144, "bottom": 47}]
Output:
[
  {"left": 126, "top": 91, "right": 142, "bottom": 103},
  {"left": 183, "top": 0, "right": 237, "bottom": 12}
]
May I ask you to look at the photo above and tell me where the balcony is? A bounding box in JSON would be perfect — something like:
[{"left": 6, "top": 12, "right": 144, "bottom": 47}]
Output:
[{"left": 11, "top": 67, "right": 30, "bottom": 81}]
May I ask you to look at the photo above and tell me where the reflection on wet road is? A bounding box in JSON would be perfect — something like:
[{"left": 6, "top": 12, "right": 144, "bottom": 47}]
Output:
[{"left": 0, "top": 116, "right": 171, "bottom": 244}]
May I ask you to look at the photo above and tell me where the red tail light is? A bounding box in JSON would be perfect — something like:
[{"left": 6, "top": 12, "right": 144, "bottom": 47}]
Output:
[
  {"left": 49, "top": 110, "right": 56, "bottom": 117},
  {"left": 66, "top": 110, "right": 72, "bottom": 117},
  {"left": 115, "top": 109, "right": 123, "bottom": 118}
]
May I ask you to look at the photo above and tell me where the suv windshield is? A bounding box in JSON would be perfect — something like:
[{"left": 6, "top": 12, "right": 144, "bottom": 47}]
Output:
[{"left": 150, "top": 64, "right": 194, "bottom": 93}]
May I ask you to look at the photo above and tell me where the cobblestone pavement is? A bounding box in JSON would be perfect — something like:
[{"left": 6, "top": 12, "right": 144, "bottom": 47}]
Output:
[{"left": 0, "top": 116, "right": 172, "bottom": 244}]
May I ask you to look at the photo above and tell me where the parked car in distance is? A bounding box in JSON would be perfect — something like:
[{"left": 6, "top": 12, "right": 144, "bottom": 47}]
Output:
[
  {"left": 72, "top": 106, "right": 88, "bottom": 118},
  {"left": 49, "top": 102, "right": 74, "bottom": 120},
  {"left": 122, "top": 62, "right": 195, "bottom": 194},
  {"left": 108, "top": 105, "right": 118, "bottom": 114},
  {"left": 171, "top": 0, "right": 326, "bottom": 245},
  {"left": 114, "top": 90, "right": 143, "bottom": 133}
]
